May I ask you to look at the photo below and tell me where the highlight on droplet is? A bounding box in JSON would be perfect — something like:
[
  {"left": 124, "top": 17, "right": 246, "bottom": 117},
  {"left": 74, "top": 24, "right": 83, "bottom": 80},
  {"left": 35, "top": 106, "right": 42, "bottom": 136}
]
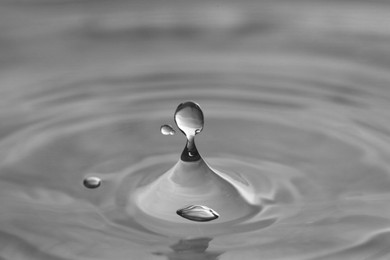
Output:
[
  {"left": 160, "top": 124, "right": 176, "bottom": 136},
  {"left": 176, "top": 205, "right": 220, "bottom": 222},
  {"left": 83, "top": 176, "right": 101, "bottom": 189}
]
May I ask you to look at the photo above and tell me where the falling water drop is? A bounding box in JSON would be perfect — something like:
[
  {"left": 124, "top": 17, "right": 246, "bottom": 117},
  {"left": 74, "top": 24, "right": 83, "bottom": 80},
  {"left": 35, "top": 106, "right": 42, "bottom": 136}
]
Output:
[
  {"left": 177, "top": 205, "right": 220, "bottom": 222},
  {"left": 83, "top": 176, "right": 101, "bottom": 189},
  {"left": 174, "top": 101, "right": 204, "bottom": 161},
  {"left": 160, "top": 124, "right": 176, "bottom": 136}
]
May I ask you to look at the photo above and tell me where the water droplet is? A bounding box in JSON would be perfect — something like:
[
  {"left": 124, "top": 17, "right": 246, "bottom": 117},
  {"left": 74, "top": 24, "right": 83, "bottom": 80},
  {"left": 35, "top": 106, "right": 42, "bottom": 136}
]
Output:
[
  {"left": 176, "top": 205, "right": 219, "bottom": 222},
  {"left": 160, "top": 124, "right": 176, "bottom": 136},
  {"left": 174, "top": 101, "right": 204, "bottom": 138},
  {"left": 174, "top": 101, "right": 204, "bottom": 162},
  {"left": 83, "top": 177, "right": 101, "bottom": 189}
]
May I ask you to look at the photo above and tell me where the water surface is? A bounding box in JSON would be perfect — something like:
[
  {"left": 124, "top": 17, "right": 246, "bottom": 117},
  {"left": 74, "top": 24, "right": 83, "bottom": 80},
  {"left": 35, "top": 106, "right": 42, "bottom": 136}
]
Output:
[{"left": 1, "top": 0, "right": 390, "bottom": 259}]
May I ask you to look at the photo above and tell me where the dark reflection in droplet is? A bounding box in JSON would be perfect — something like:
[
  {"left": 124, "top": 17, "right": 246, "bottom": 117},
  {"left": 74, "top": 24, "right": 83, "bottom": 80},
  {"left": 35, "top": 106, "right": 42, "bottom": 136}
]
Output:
[
  {"left": 174, "top": 101, "right": 204, "bottom": 162},
  {"left": 153, "top": 237, "right": 224, "bottom": 260},
  {"left": 177, "top": 205, "right": 219, "bottom": 222},
  {"left": 83, "top": 176, "right": 101, "bottom": 189},
  {"left": 160, "top": 124, "right": 176, "bottom": 136}
]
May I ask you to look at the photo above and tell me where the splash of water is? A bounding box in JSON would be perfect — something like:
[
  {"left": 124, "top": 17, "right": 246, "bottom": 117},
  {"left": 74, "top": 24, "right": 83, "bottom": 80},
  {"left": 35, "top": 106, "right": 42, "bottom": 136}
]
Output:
[
  {"left": 174, "top": 101, "right": 204, "bottom": 161},
  {"left": 133, "top": 101, "right": 257, "bottom": 224}
]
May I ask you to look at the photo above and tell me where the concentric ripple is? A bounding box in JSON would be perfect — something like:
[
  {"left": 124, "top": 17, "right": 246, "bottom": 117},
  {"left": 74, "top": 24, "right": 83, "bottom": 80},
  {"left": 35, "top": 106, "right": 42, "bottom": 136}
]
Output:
[{"left": 2, "top": 1, "right": 390, "bottom": 260}]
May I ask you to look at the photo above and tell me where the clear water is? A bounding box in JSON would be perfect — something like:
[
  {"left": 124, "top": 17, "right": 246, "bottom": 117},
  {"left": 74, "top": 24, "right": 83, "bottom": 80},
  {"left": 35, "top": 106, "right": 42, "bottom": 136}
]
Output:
[
  {"left": 174, "top": 101, "right": 203, "bottom": 161},
  {"left": 1, "top": 0, "right": 390, "bottom": 259},
  {"left": 160, "top": 125, "right": 176, "bottom": 136},
  {"left": 83, "top": 176, "right": 102, "bottom": 189},
  {"left": 176, "top": 205, "right": 220, "bottom": 222}
]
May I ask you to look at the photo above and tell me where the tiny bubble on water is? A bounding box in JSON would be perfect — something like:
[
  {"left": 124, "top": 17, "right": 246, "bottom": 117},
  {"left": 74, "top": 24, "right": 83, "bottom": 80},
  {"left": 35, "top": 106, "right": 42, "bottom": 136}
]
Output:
[
  {"left": 176, "top": 205, "right": 219, "bottom": 222},
  {"left": 83, "top": 177, "right": 101, "bottom": 189},
  {"left": 160, "top": 124, "right": 176, "bottom": 136}
]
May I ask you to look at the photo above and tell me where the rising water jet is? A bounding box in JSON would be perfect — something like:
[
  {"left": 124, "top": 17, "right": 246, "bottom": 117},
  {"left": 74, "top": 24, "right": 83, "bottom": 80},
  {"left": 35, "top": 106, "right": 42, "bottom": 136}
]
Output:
[{"left": 134, "top": 101, "right": 257, "bottom": 223}]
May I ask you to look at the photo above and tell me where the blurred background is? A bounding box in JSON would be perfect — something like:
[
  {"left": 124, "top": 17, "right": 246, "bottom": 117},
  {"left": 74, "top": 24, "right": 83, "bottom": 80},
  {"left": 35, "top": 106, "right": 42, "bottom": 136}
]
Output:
[{"left": 1, "top": 0, "right": 390, "bottom": 103}]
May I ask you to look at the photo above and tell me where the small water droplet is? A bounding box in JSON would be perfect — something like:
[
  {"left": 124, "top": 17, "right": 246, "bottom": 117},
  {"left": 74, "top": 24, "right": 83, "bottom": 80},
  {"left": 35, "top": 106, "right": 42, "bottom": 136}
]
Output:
[
  {"left": 160, "top": 124, "right": 176, "bottom": 135},
  {"left": 176, "top": 205, "right": 219, "bottom": 222},
  {"left": 83, "top": 177, "right": 101, "bottom": 189},
  {"left": 174, "top": 101, "right": 204, "bottom": 138}
]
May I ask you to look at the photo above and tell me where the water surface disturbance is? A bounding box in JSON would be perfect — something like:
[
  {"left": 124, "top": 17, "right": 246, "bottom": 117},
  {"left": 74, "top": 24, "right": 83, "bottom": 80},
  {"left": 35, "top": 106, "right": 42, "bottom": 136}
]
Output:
[
  {"left": 134, "top": 101, "right": 258, "bottom": 225},
  {"left": 2, "top": 1, "right": 390, "bottom": 259}
]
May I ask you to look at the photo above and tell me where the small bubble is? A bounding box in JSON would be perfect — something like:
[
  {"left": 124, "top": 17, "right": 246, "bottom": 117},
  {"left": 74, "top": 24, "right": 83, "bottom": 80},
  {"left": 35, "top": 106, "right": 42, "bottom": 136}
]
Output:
[
  {"left": 83, "top": 177, "right": 101, "bottom": 189},
  {"left": 160, "top": 124, "right": 176, "bottom": 136},
  {"left": 176, "top": 205, "right": 219, "bottom": 222}
]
